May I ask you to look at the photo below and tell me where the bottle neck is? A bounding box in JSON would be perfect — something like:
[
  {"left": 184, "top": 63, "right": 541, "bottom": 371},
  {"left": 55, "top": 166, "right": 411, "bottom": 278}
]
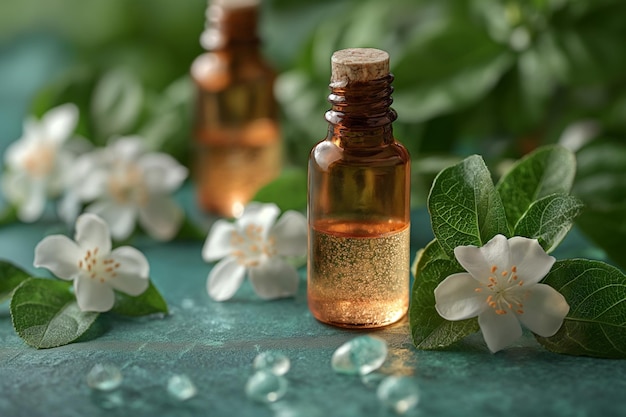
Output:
[
  {"left": 201, "top": 4, "right": 259, "bottom": 50},
  {"left": 325, "top": 74, "right": 397, "bottom": 148}
]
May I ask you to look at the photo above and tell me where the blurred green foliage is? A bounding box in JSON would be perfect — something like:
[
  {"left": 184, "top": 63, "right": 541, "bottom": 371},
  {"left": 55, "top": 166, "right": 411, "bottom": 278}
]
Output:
[
  {"left": 3, "top": 0, "right": 625, "bottom": 160},
  {"left": 266, "top": 0, "right": 626, "bottom": 163},
  {"left": 1, "top": 0, "right": 625, "bottom": 264}
]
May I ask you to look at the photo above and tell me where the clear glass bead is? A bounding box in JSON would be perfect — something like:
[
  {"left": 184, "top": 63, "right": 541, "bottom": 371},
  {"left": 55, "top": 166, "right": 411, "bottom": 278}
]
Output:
[
  {"left": 86, "top": 363, "right": 123, "bottom": 391},
  {"left": 331, "top": 335, "right": 388, "bottom": 375},
  {"left": 167, "top": 374, "right": 197, "bottom": 401},
  {"left": 376, "top": 375, "right": 420, "bottom": 414},
  {"left": 245, "top": 370, "right": 288, "bottom": 403},
  {"left": 253, "top": 351, "right": 291, "bottom": 376}
]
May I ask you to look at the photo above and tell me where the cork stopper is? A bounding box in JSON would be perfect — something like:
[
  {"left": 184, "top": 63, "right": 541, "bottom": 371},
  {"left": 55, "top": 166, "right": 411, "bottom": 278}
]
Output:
[{"left": 330, "top": 48, "right": 389, "bottom": 86}]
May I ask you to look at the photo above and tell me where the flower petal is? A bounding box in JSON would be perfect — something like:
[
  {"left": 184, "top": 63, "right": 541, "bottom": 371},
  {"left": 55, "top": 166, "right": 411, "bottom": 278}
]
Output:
[
  {"left": 74, "top": 277, "right": 116, "bottom": 312},
  {"left": 478, "top": 308, "right": 523, "bottom": 353},
  {"left": 139, "top": 153, "right": 188, "bottom": 194},
  {"left": 4, "top": 139, "right": 30, "bottom": 170},
  {"left": 434, "top": 273, "right": 486, "bottom": 320},
  {"left": 202, "top": 220, "right": 237, "bottom": 262},
  {"left": 74, "top": 213, "right": 112, "bottom": 254},
  {"left": 108, "top": 136, "right": 145, "bottom": 161},
  {"left": 41, "top": 103, "right": 78, "bottom": 145},
  {"left": 248, "top": 257, "right": 299, "bottom": 300},
  {"left": 516, "top": 283, "right": 569, "bottom": 337},
  {"left": 508, "top": 236, "right": 555, "bottom": 285},
  {"left": 20, "top": 117, "right": 40, "bottom": 142},
  {"left": 1, "top": 170, "right": 26, "bottom": 202},
  {"left": 34, "top": 235, "right": 81, "bottom": 280},
  {"left": 17, "top": 179, "right": 46, "bottom": 223},
  {"left": 138, "top": 195, "right": 184, "bottom": 241},
  {"left": 271, "top": 210, "right": 307, "bottom": 257},
  {"left": 107, "top": 246, "right": 150, "bottom": 296},
  {"left": 207, "top": 257, "right": 246, "bottom": 301},
  {"left": 237, "top": 203, "right": 280, "bottom": 238},
  {"left": 454, "top": 234, "right": 510, "bottom": 284},
  {"left": 87, "top": 201, "right": 137, "bottom": 241},
  {"left": 68, "top": 152, "right": 109, "bottom": 201},
  {"left": 57, "top": 192, "right": 81, "bottom": 225}
]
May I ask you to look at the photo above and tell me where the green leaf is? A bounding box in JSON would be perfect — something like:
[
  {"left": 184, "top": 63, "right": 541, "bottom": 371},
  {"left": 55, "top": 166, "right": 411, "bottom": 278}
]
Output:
[
  {"left": 536, "top": 259, "right": 626, "bottom": 358},
  {"left": 0, "top": 205, "right": 18, "bottom": 226},
  {"left": 514, "top": 194, "right": 584, "bottom": 253},
  {"left": 410, "top": 239, "right": 447, "bottom": 278},
  {"left": 496, "top": 145, "right": 577, "bottom": 228},
  {"left": 393, "top": 17, "right": 513, "bottom": 123},
  {"left": 572, "top": 140, "right": 626, "bottom": 270},
  {"left": 111, "top": 280, "right": 168, "bottom": 317},
  {"left": 0, "top": 260, "right": 31, "bottom": 303},
  {"left": 517, "top": 33, "right": 567, "bottom": 121},
  {"left": 173, "top": 215, "right": 207, "bottom": 241},
  {"left": 253, "top": 167, "right": 307, "bottom": 212},
  {"left": 428, "top": 154, "right": 509, "bottom": 257},
  {"left": 91, "top": 69, "right": 143, "bottom": 142},
  {"left": 409, "top": 240, "right": 479, "bottom": 349},
  {"left": 10, "top": 278, "right": 99, "bottom": 349}
]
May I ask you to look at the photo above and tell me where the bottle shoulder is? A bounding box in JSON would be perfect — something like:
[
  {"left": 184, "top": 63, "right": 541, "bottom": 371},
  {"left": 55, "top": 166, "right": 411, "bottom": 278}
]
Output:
[
  {"left": 310, "top": 139, "right": 410, "bottom": 171},
  {"left": 191, "top": 51, "right": 275, "bottom": 90}
]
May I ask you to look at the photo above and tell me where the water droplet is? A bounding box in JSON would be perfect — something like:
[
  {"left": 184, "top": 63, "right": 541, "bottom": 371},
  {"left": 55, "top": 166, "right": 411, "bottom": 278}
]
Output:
[
  {"left": 376, "top": 376, "right": 420, "bottom": 414},
  {"left": 86, "top": 363, "right": 123, "bottom": 391},
  {"left": 253, "top": 351, "right": 290, "bottom": 376},
  {"left": 167, "top": 374, "right": 197, "bottom": 401},
  {"left": 331, "top": 335, "right": 388, "bottom": 375},
  {"left": 245, "top": 370, "right": 288, "bottom": 403},
  {"left": 181, "top": 298, "right": 195, "bottom": 309}
]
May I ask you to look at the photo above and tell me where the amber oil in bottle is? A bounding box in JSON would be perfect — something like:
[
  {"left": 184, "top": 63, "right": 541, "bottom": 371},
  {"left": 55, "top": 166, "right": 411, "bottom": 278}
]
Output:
[
  {"left": 191, "top": 0, "right": 281, "bottom": 218},
  {"left": 307, "top": 48, "right": 411, "bottom": 328}
]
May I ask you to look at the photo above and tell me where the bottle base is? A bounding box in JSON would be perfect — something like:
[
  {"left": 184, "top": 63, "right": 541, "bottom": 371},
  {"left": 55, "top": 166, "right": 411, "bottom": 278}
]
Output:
[{"left": 308, "top": 299, "right": 407, "bottom": 329}]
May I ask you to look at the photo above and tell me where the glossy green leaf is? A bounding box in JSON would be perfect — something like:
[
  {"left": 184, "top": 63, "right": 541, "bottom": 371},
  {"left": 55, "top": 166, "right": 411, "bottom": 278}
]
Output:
[
  {"left": 410, "top": 239, "right": 447, "bottom": 278},
  {"left": 497, "top": 145, "right": 576, "bottom": 228},
  {"left": 573, "top": 140, "right": 626, "bottom": 270},
  {"left": 428, "top": 154, "right": 509, "bottom": 257},
  {"left": 0, "top": 260, "right": 30, "bottom": 303},
  {"left": 537, "top": 259, "right": 626, "bottom": 358},
  {"left": 514, "top": 194, "right": 584, "bottom": 253},
  {"left": 10, "top": 278, "right": 99, "bottom": 349},
  {"left": 409, "top": 240, "right": 478, "bottom": 349},
  {"left": 111, "top": 280, "right": 169, "bottom": 317},
  {"left": 253, "top": 167, "right": 307, "bottom": 212}
]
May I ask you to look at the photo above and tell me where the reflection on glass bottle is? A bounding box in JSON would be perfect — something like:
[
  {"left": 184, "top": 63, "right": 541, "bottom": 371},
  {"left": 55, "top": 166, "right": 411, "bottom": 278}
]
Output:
[
  {"left": 308, "top": 48, "right": 411, "bottom": 328},
  {"left": 191, "top": 0, "right": 281, "bottom": 218}
]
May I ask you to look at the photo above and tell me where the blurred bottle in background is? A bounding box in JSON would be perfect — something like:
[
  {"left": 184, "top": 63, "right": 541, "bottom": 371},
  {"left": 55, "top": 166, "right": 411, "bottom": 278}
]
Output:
[{"left": 191, "top": 0, "right": 281, "bottom": 218}]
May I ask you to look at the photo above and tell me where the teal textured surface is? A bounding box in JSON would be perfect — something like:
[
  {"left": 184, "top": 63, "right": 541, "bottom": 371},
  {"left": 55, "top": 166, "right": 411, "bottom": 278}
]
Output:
[
  {"left": 1, "top": 32, "right": 624, "bottom": 417},
  {"left": 1, "top": 218, "right": 625, "bottom": 417}
]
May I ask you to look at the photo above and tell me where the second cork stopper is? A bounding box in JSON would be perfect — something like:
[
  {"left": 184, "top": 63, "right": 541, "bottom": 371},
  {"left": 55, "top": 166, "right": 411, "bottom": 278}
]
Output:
[{"left": 331, "top": 48, "right": 389, "bottom": 85}]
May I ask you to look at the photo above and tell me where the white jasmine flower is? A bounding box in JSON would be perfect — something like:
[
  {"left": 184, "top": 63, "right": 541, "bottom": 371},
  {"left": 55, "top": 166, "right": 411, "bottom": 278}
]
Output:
[
  {"left": 202, "top": 202, "right": 307, "bottom": 301},
  {"left": 2, "top": 104, "right": 78, "bottom": 222},
  {"left": 83, "top": 137, "right": 188, "bottom": 241},
  {"left": 57, "top": 149, "right": 107, "bottom": 225},
  {"left": 434, "top": 234, "right": 569, "bottom": 353},
  {"left": 34, "top": 213, "right": 150, "bottom": 312}
]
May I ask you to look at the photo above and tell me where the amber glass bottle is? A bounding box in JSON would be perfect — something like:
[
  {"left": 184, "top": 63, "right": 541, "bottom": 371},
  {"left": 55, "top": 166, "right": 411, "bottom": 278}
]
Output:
[
  {"left": 191, "top": 0, "right": 281, "bottom": 218},
  {"left": 307, "top": 48, "right": 411, "bottom": 328}
]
